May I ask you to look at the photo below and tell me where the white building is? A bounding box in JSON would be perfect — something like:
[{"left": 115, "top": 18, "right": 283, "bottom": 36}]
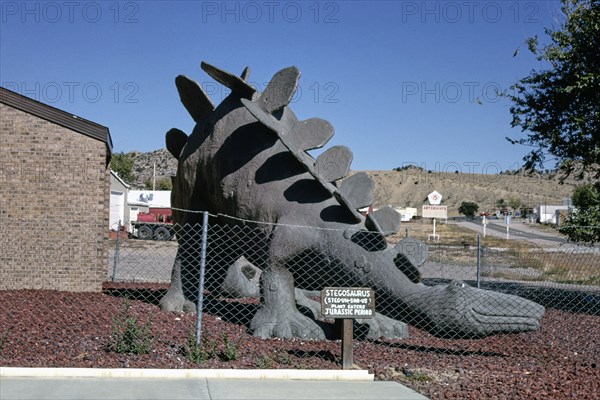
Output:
[
  {"left": 536, "top": 204, "right": 570, "bottom": 224},
  {"left": 127, "top": 190, "right": 171, "bottom": 223},
  {"left": 394, "top": 207, "right": 418, "bottom": 221},
  {"left": 109, "top": 170, "right": 130, "bottom": 230},
  {"left": 128, "top": 190, "right": 171, "bottom": 207}
]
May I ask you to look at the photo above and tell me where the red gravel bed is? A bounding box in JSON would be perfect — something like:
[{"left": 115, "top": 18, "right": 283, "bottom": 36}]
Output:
[{"left": 1, "top": 289, "right": 598, "bottom": 399}]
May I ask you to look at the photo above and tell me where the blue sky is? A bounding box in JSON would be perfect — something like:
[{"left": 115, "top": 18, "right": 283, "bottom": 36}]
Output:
[{"left": 1, "top": 1, "right": 565, "bottom": 173}]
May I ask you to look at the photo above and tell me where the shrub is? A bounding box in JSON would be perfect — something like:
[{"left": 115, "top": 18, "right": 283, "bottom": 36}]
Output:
[
  {"left": 253, "top": 354, "right": 274, "bottom": 369},
  {"left": 0, "top": 329, "right": 10, "bottom": 354},
  {"left": 184, "top": 328, "right": 217, "bottom": 364},
  {"left": 106, "top": 299, "right": 154, "bottom": 355},
  {"left": 220, "top": 333, "right": 240, "bottom": 361},
  {"left": 458, "top": 201, "right": 479, "bottom": 219},
  {"left": 184, "top": 330, "right": 240, "bottom": 364}
]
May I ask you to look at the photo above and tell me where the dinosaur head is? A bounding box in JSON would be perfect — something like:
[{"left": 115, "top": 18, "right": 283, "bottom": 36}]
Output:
[{"left": 399, "top": 280, "right": 545, "bottom": 338}]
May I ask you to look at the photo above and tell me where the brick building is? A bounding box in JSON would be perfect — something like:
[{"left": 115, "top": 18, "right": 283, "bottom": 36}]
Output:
[{"left": 0, "top": 87, "right": 113, "bottom": 291}]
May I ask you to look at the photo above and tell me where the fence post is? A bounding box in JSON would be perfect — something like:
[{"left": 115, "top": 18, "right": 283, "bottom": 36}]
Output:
[
  {"left": 476, "top": 234, "right": 481, "bottom": 289},
  {"left": 111, "top": 220, "right": 121, "bottom": 283},
  {"left": 195, "top": 211, "right": 209, "bottom": 346}
]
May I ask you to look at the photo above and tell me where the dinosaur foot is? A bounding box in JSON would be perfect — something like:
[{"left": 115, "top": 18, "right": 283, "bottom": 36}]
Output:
[
  {"left": 250, "top": 307, "right": 326, "bottom": 340},
  {"left": 159, "top": 288, "right": 196, "bottom": 313},
  {"left": 250, "top": 266, "right": 326, "bottom": 340},
  {"left": 356, "top": 314, "right": 409, "bottom": 340}
]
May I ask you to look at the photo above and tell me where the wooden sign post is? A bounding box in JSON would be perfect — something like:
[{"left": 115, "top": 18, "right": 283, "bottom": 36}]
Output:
[{"left": 321, "top": 287, "right": 375, "bottom": 369}]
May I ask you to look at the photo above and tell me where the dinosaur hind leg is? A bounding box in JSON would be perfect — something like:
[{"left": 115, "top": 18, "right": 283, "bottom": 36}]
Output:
[
  {"left": 250, "top": 265, "right": 324, "bottom": 339},
  {"left": 249, "top": 225, "right": 326, "bottom": 340}
]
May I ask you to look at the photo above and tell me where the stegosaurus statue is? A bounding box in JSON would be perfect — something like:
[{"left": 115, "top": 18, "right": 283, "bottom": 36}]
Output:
[{"left": 159, "top": 61, "right": 544, "bottom": 339}]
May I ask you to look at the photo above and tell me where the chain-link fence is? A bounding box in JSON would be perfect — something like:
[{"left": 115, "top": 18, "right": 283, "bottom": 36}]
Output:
[
  {"left": 1, "top": 216, "right": 599, "bottom": 395},
  {"left": 110, "top": 215, "right": 597, "bottom": 350},
  {"left": 105, "top": 216, "right": 599, "bottom": 338}
]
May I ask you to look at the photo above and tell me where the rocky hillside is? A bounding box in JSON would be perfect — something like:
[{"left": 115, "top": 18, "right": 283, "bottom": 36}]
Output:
[
  {"left": 125, "top": 149, "right": 576, "bottom": 215},
  {"left": 127, "top": 149, "right": 178, "bottom": 189}
]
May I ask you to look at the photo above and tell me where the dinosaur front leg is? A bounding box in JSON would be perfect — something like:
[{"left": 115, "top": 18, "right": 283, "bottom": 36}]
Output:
[
  {"left": 249, "top": 223, "right": 326, "bottom": 340},
  {"left": 159, "top": 252, "right": 197, "bottom": 312},
  {"left": 159, "top": 224, "right": 199, "bottom": 313}
]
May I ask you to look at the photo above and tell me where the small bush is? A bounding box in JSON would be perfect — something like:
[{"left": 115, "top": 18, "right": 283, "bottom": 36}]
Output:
[
  {"left": 0, "top": 329, "right": 10, "bottom": 354},
  {"left": 407, "top": 371, "right": 433, "bottom": 382},
  {"left": 184, "top": 330, "right": 240, "bottom": 364},
  {"left": 274, "top": 351, "right": 293, "bottom": 365},
  {"left": 220, "top": 333, "right": 240, "bottom": 361},
  {"left": 184, "top": 329, "right": 217, "bottom": 364},
  {"left": 106, "top": 299, "right": 154, "bottom": 355},
  {"left": 253, "top": 354, "right": 274, "bottom": 369}
]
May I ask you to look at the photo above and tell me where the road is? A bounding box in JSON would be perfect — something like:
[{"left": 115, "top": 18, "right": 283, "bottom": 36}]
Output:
[{"left": 454, "top": 218, "right": 568, "bottom": 246}]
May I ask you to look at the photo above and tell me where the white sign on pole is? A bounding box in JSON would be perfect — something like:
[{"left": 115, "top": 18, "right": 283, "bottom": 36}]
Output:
[
  {"left": 422, "top": 205, "right": 448, "bottom": 219},
  {"left": 482, "top": 216, "right": 487, "bottom": 237},
  {"left": 427, "top": 191, "right": 443, "bottom": 205}
]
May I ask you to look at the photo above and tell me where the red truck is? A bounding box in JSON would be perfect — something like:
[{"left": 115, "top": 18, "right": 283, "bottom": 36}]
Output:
[{"left": 131, "top": 207, "right": 175, "bottom": 240}]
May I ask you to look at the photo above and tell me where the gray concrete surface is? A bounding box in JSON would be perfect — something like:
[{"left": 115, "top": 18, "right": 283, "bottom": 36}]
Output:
[
  {"left": 108, "top": 240, "right": 176, "bottom": 283},
  {"left": 0, "top": 377, "right": 429, "bottom": 400}
]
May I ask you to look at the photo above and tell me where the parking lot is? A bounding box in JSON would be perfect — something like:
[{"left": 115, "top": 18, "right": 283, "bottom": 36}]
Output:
[{"left": 108, "top": 239, "right": 177, "bottom": 283}]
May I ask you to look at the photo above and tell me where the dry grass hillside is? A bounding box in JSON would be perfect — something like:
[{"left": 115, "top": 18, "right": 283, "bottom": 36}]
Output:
[
  {"left": 366, "top": 167, "right": 577, "bottom": 216},
  {"left": 128, "top": 149, "right": 576, "bottom": 215}
]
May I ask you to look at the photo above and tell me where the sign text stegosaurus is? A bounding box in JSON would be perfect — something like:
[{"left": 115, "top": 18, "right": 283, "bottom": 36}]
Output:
[{"left": 321, "top": 287, "right": 375, "bottom": 318}]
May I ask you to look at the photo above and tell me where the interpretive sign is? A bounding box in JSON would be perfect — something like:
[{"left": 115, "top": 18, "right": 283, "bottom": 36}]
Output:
[
  {"left": 321, "top": 287, "right": 375, "bottom": 319},
  {"left": 422, "top": 205, "right": 448, "bottom": 219}
]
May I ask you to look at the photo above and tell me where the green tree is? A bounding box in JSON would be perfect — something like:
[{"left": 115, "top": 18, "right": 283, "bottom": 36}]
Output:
[
  {"left": 144, "top": 177, "right": 173, "bottom": 191},
  {"left": 559, "top": 183, "right": 600, "bottom": 243},
  {"left": 508, "top": 197, "right": 524, "bottom": 212},
  {"left": 156, "top": 177, "right": 173, "bottom": 191},
  {"left": 507, "top": 0, "right": 600, "bottom": 181},
  {"left": 458, "top": 202, "right": 479, "bottom": 219},
  {"left": 110, "top": 152, "right": 136, "bottom": 184},
  {"left": 572, "top": 182, "right": 600, "bottom": 208}
]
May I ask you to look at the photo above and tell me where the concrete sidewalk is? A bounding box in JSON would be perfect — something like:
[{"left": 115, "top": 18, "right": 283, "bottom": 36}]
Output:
[{"left": 0, "top": 368, "right": 429, "bottom": 400}]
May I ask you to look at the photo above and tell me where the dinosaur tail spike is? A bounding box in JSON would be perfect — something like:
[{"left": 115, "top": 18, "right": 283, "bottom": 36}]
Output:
[
  {"left": 258, "top": 66, "right": 300, "bottom": 113},
  {"left": 314, "top": 145, "right": 352, "bottom": 182},
  {"left": 240, "top": 66, "right": 251, "bottom": 81},
  {"left": 201, "top": 61, "right": 256, "bottom": 99},
  {"left": 175, "top": 75, "right": 215, "bottom": 123}
]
